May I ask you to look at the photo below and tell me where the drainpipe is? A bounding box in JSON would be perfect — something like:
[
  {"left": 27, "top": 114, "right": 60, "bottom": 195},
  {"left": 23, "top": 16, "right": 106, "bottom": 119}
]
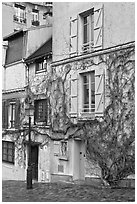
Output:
[{"left": 2, "top": 41, "right": 8, "bottom": 91}]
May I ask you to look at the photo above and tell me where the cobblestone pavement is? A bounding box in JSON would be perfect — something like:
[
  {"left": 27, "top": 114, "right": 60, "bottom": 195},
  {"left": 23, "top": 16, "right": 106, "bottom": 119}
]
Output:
[{"left": 2, "top": 180, "right": 135, "bottom": 202}]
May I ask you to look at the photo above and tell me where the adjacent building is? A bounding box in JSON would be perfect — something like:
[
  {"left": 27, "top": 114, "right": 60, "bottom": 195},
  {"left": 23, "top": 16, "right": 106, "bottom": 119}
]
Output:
[{"left": 2, "top": 2, "right": 52, "bottom": 37}]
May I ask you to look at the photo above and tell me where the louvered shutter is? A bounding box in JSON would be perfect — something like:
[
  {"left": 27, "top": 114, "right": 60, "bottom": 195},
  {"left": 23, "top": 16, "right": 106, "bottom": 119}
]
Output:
[
  {"left": 43, "top": 99, "right": 48, "bottom": 124},
  {"left": 94, "top": 5, "right": 103, "bottom": 50},
  {"left": 95, "top": 67, "right": 105, "bottom": 117},
  {"left": 70, "top": 15, "right": 78, "bottom": 57},
  {"left": 70, "top": 72, "right": 78, "bottom": 117},
  {"left": 2, "top": 101, "right": 7, "bottom": 129},
  {"left": 5, "top": 100, "right": 9, "bottom": 129},
  {"left": 15, "top": 99, "right": 20, "bottom": 129}
]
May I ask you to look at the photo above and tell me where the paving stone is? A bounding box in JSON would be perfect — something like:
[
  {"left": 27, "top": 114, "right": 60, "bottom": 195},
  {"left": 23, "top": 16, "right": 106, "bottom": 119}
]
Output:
[{"left": 2, "top": 180, "right": 135, "bottom": 202}]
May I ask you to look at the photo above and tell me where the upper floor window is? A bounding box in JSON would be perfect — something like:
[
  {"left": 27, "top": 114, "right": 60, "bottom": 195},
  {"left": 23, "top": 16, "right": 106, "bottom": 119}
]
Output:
[
  {"left": 32, "top": 9, "right": 40, "bottom": 26},
  {"left": 69, "top": 5, "right": 103, "bottom": 56},
  {"left": 2, "top": 141, "right": 15, "bottom": 164},
  {"left": 2, "top": 99, "right": 20, "bottom": 129},
  {"left": 82, "top": 71, "right": 95, "bottom": 113},
  {"left": 82, "top": 11, "right": 94, "bottom": 53},
  {"left": 8, "top": 102, "right": 16, "bottom": 128},
  {"left": 36, "top": 58, "right": 47, "bottom": 73},
  {"left": 14, "top": 3, "right": 26, "bottom": 24},
  {"left": 70, "top": 67, "right": 104, "bottom": 119},
  {"left": 34, "top": 99, "right": 48, "bottom": 124}
]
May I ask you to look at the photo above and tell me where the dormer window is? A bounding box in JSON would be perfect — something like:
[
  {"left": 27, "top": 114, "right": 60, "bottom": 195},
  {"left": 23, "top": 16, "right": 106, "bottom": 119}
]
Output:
[{"left": 35, "top": 58, "right": 47, "bottom": 73}]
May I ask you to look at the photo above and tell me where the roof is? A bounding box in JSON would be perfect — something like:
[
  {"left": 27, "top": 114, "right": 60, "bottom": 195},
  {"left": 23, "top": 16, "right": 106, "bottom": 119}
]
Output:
[
  {"left": 25, "top": 38, "right": 52, "bottom": 63},
  {"left": 3, "top": 29, "right": 24, "bottom": 41},
  {"left": 3, "top": 25, "right": 52, "bottom": 41}
]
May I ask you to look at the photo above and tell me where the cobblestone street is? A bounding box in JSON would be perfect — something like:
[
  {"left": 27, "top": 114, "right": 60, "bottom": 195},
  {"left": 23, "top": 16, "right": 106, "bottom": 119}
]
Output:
[{"left": 2, "top": 180, "right": 135, "bottom": 202}]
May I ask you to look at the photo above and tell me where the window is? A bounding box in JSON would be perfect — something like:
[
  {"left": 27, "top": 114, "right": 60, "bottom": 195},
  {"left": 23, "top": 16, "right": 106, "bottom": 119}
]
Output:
[
  {"left": 14, "top": 3, "right": 26, "bottom": 24},
  {"left": 8, "top": 103, "right": 16, "bottom": 128},
  {"left": 69, "top": 6, "right": 103, "bottom": 56},
  {"left": 36, "top": 58, "right": 47, "bottom": 73},
  {"left": 32, "top": 9, "right": 39, "bottom": 26},
  {"left": 2, "top": 100, "right": 20, "bottom": 129},
  {"left": 82, "top": 9, "right": 94, "bottom": 53},
  {"left": 2, "top": 141, "right": 15, "bottom": 164},
  {"left": 34, "top": 99, "right": 48, "bottom": 123},
  {"left": 82, "top": 71, "right": 95, "bottom": 113}
]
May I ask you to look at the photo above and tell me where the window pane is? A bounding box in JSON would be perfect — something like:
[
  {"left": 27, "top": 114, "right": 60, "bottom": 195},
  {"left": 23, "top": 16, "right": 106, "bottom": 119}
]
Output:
[
  {"left": 2, "top": 141, "right": 14, "bottom": 163},
  {"left": 3, "top": 154, "right": 7, "bottom": 161},
  {"left": 35, "top": 99, "right": 48, "bottom": 123},
  {"left": 8, "top": 155, "right": 13, "bottom": 162}
]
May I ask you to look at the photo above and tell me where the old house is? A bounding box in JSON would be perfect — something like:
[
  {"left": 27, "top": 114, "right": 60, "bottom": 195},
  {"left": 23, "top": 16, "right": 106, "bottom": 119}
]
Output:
[
  {"left": 2, "top": 2, "right": 135, "bottom": 184},
  {"left": 2, "top": 24, "right": 52, "bottom": 180},
  {"left": 50, "top": 2, "right": 135, "bottom": 182}
]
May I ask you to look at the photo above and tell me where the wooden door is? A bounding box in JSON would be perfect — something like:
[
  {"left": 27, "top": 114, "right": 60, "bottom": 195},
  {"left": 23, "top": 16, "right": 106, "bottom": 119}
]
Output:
[{"left": 31, "top": 145, "right": 38, "bottom": 180}]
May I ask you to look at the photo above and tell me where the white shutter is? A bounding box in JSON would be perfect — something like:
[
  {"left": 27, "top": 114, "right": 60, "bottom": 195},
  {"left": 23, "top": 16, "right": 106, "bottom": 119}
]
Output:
[
  {"left": 95, "top": 67, "right": 105, "bottom": 117},
  {"left": 70, "top": 15, "right": 78, "bottom": 57},
  {"left": 70, "top": 71, "right": 78, "bottom": 117},
  {"left": 94, "top": 5, "right": 103, "bottom": 50}
]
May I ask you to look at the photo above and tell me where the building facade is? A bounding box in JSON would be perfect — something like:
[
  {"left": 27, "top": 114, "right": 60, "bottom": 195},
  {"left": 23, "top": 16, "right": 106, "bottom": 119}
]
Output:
[
  {"left": 2, "top": 2, "right": 135, "bottom": 183},
  {"left": 2, "top": 2, "right": 52, "bottom": 37}
]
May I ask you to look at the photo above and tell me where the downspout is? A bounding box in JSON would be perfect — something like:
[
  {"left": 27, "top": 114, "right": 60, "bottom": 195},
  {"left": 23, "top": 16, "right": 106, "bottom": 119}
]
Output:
[{"left": 22, "top": 58, "right": 29, "bottom": 96}]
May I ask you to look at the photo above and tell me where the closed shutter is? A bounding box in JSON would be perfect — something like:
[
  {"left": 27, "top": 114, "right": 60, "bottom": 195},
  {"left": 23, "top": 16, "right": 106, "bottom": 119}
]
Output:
[
  {"left": 70, "top": 72, "right": 78, "bottom": 117},
  {"left": 15, "top": 99, "right": 20, "bottom": 129},
  {"left": 43, "top": 99, "right": 48, "bottom": 124},
  {"left": 94, "top": 5, "right": 103, "bottom": 50},
  {"left": 70, "top": 15, "right": 78, "bottom": 57},
  {"left": 2, "top": 101, "right": 7, "bottom": 129},
  {"left": 95, "top": 67, "right": 105, "bottom": 117}
]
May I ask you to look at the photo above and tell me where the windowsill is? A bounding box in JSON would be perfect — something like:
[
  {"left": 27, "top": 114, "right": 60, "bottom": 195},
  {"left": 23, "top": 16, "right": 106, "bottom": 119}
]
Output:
[
  {"left": 13, "top": 20, "right": 26, "bottom": 25},
  {"left": 35, "top": 121, "right": 49, "bottom": 126},
  {"left": 78, "top": 112, "right": 95, "bottom": 120},
  {"left": 59, "top": 156, "right": 69, "bottom": 161},
  {"left": 2, "top": 160, "right": 14, "bottom": 165},
  {"left": 36, "top": 70, "right": 47, "bottom": 74}
]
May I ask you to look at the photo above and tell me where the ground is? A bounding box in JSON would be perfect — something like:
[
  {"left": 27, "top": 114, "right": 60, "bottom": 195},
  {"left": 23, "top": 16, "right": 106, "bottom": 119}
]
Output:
[{"left": 2, "top": 180, "right": 135, "bottom": 202}]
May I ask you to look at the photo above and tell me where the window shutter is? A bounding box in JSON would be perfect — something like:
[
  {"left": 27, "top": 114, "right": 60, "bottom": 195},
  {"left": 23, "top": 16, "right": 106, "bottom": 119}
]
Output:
[
  {"left": 2, "top": 101, "right": 8, "bottom": 129},
  {"left": 43, "top": 99, "right": 48, "bottom": 124},
  {"left": 95, "top": 67, "right": 105, "bottom": 117},
  {"left": 94, "top": 5, "right": 103, "bottom": 50},
  {"left": 70, "top": 15, "right": 78, "bottom": 57},
  {"left": 70, "top": 72, "right": 78, "bottom": 117},
  {"left": 34, "top": 100, "right": 37, "bottom": 124},
  {"left": 15, "top": 99, "right": 20, "bottom": 129}
]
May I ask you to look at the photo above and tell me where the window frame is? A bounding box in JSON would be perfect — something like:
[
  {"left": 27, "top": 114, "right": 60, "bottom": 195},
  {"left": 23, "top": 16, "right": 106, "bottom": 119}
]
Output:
[
  {"left": 81, "top": 71, "right": 95, "bottom": 113},
  {"left": 35, "top": 58, "right": 47, "bottom": 73},
  {"left": 14, "top": 3, "right": 26, "bottom": 24},
  {"left": 8, "top": 102, "right": 16, "bottom": 129},
  {"left": 2, "top": 141, "right": 15, "bottom": 164},
  {"left": 81, "top": 9, "right": 94, "bottom": 53},
  {"left": 34, "top": 99, "right": 48, "bottom": 124}
]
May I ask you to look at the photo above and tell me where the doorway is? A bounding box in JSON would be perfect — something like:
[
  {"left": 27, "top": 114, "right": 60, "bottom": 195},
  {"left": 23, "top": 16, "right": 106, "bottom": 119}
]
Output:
[{"left": 31, "top": 145, "right": 38, "bottom": 180}]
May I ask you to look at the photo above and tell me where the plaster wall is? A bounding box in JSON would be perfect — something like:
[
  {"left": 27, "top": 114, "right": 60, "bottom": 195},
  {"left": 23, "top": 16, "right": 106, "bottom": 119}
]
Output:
[
  {"left": 5, "top": 62, "right": 26, "bottom": 90},
  {"left": 2, "top": 163, "right": 26, "bottom": 180},
  {"left": 50, "top": 140, "right": 73, "bottom": 177},
  {"left": 53, "top": 2, "right": 135, "bottom": 62},
  {"left": 2, "top": 137, "right": 26, "bottom": 181}
]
